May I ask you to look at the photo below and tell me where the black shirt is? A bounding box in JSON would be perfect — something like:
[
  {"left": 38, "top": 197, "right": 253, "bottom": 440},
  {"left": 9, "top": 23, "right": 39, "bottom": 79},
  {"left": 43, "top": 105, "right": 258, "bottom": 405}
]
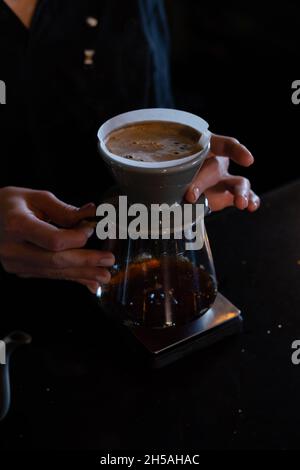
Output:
[{"left": 0, "top": 0, "right": 173, "bottom": 205}]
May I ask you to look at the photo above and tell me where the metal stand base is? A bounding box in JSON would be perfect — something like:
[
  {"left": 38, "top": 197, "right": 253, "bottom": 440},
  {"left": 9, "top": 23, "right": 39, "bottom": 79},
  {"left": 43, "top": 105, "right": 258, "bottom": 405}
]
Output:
[{"left": 127, "top": 293, "right": 242, "bottom": 368}]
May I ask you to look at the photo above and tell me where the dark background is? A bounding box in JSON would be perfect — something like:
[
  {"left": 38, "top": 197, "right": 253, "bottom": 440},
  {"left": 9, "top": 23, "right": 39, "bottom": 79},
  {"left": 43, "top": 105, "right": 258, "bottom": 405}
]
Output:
[
  {"left": 1, "top": 0, "right": 300, "bottom": 454},
  {"left": 167, "top": 0, "right": 300, "bottom": 193}
]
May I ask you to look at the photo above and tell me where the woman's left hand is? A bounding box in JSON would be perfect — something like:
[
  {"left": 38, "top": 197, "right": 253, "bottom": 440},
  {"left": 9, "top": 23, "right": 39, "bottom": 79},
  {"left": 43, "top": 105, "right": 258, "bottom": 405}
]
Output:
[{"left": 185, "top": 134, "right": 260, "bottom": 212}]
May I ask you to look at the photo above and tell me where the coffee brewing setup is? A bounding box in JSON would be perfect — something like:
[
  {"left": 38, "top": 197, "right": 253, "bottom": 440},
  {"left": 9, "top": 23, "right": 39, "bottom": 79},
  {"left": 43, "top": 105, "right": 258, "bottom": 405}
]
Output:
[{"left": 96, "top": 109, "right": 242, "bottom": 367}]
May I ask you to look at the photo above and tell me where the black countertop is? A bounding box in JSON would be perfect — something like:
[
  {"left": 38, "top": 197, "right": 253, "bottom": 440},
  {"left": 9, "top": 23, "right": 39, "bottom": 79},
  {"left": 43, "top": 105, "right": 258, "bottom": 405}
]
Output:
[{"left": 0, "top": 180, "right": 300, "bottom": 451}]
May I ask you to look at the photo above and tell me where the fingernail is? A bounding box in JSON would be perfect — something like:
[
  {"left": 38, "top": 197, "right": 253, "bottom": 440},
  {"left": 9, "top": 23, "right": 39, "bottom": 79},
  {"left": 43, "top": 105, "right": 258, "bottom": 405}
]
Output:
[
  {"left": 240, "top": 195, "right": 248, "bottom": 209},
  {"left": 87, "top": 283, "right": 100, "bottom": 294},
  {"left": 85, "top": 226, "right": 95, "bottom": 238},
  {"left": 193, "top": 187, "right": 200, "bottom": 202},
  {"left": 241, "top": 146, "right": 254, "bottom": 165},
  {"left": 99, "top": 256, "right": 115, "bottom": 267},
  {"left": 97, "top": 272, "right": 111, "bottom": 284},
  {"left": 79, "top": 202, "right": 95, "bottom": 211}
]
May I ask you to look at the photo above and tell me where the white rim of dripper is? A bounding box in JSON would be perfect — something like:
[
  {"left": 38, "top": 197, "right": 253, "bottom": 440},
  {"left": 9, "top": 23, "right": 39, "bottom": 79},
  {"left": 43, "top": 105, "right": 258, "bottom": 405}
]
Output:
[{"left": 97, "top": 108, "right": 211, "bottom": 169}]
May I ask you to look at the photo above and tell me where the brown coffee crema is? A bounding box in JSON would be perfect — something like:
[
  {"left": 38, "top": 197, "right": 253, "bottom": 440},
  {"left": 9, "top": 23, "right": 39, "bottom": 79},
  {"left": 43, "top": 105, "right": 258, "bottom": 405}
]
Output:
[{"left": 105, "top": 121, "right": 202, "bottom": 162}]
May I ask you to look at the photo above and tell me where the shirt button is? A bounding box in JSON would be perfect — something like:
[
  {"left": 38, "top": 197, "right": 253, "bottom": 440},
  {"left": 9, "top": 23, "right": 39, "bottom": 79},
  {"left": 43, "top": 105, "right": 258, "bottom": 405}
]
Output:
[
  {"left": 84, "top": 49, "right": 95, "bottom": 65},
  {"left": 86, "top": 16, "right": 99, "bottom": 28}
]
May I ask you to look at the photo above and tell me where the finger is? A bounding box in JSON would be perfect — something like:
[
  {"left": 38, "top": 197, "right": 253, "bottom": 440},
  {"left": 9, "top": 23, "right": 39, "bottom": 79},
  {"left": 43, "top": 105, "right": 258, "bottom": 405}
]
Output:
[
  {"left": 210, "top": 134, "right": 254, "bottom": 167},
  {"left": 12, "top": 213, "right": 95, "bottom": 251},
  {"left": 247, "top": 190, "right": 261, "bottom": 212},
  {"left": 185, "top": 157, "right": 229, "bottom": 202},
  {"left": 32, "top": 191, "right": 96, "bottom": 227},
  {"left": 18, "top": 275, "right": 100, "bottom": 294},
  {"left": 220, "top": 176, "right": 251, "bottom": 210},
  {"left": 205, "top": 185, "right": 235, "bottom": 211},
  {"left": 49, "top": 249, "right": 115, "bottom": 269},
  {"left": 17, "top": 266, "right": 111, "bottom": 283},
  {"left": 1, "top": 243, "right": 115, "bottom": 269}
]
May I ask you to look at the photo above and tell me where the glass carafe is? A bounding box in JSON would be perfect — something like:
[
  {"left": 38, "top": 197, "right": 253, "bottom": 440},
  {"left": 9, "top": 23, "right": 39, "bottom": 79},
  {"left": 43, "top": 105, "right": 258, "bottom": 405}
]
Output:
[{"left": 98, "top": 196, "right": 217, "bottom": 328}]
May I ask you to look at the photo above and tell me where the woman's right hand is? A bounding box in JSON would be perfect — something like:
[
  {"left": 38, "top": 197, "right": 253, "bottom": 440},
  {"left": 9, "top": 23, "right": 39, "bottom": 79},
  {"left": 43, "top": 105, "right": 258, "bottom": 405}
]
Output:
[{"left": 0, "top": 187, "right": 115, "bottom": 293}]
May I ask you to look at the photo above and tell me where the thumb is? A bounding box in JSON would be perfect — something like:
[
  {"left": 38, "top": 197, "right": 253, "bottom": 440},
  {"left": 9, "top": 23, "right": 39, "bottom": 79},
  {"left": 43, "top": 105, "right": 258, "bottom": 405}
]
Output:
[{"left": 34, "top": 191, "right": 96, "bottom": 227}]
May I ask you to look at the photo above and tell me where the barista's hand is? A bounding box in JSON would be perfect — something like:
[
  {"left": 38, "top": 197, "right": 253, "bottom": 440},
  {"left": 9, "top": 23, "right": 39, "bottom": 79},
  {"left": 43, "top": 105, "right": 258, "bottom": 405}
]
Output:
[
  {"left": 185, "top": 134, "right": 260, "bottom": 212},
  {"left": 0, "top": 187, "right": 115, "bottom": 293}
]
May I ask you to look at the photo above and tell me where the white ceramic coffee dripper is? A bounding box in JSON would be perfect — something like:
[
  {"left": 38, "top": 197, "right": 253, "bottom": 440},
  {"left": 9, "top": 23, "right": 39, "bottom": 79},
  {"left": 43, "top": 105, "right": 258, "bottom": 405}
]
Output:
[{"left": 97, "top": 108, "right": 211, "bottom": 205}]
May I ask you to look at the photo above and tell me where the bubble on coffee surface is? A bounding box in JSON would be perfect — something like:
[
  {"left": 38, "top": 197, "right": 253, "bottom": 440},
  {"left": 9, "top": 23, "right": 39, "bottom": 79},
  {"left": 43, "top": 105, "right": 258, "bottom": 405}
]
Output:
[
  {"left": 123, "top": 154, "right": 145, "bottom": 162},
  {"left": 106, "top": 121, "right": 202, "bottom": 163}
]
